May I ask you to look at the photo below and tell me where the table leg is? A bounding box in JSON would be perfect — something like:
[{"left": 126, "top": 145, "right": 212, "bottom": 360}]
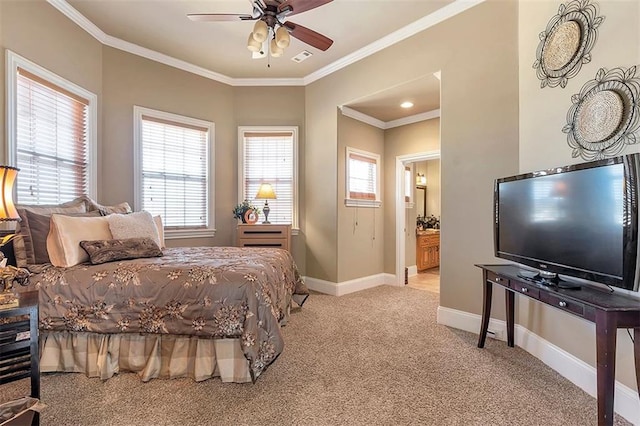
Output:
[
  {"left": 505, "top": 290, "right": 515, "bottom": 347},
  {"left": 477, "top": 279, "right": 492, "bottom": 348},
  {"left": 595, "top": 310, "right": 617, "bottom": 426}
]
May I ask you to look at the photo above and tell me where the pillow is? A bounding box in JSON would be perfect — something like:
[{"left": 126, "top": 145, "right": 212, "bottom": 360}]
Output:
[
  {"left": 13, "top": 198, "right": 88, "bottom": 267},
  {"left": 153, "top": 215, "right": 165, "bottom": 249},
  {"left": 107, "top": 211, "right": 161, "bottom": 248},
  {"left": 80, "top": 238, "right": 163, "bottom": 265},
  {"left": 47, "top": 215, "right": 112, "bottom": 267},
  {"left": 85, "top": 198, "right": 132, "bottom": 216},
  {"left": 18, "top": 210, "right": 101, "bottom": 265}
]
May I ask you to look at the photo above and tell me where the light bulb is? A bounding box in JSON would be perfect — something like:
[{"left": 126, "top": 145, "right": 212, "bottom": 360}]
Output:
[
  {"left": 275, "top": 26, "right": 290, "bottom": 49},
  {"left": 252, "top": 20, "right": 268, "bottom": 43},
  {"left": 247, "top": 33, "right": 261, "bottom": 52}
]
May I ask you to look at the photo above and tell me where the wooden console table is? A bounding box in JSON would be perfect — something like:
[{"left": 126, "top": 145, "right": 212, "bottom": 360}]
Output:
[{"left": 476, "top": 264, "right": 640, "bottom": 426}]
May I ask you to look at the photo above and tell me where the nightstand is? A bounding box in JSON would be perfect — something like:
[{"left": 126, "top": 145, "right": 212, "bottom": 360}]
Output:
[
  {"left": 237, "top": 224, "right": 291, "bottom": 252},
  {"left": 0, "top": 290, "right": 40, "bottom": 402}
]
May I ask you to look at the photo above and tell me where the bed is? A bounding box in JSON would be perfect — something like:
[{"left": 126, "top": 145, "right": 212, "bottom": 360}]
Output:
[{"left": 8, "top": 197, "right": 309, "bottom": 383}]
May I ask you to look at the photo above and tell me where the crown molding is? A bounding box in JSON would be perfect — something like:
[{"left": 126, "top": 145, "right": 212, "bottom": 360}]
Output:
[
  {"left": 47, "top": 0, "right": 484, "bottom": 87},
  {"left": 339, "top": 106, "right": 440, "bottom": 130},
  {"left": 339, "top": 106, "right": 386, "bottom": 129},
  {"left": 386, "top": 109, "right": 441, "bottom": 129}
]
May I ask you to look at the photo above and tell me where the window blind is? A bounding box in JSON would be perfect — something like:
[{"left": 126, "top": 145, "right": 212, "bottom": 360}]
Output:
[
  {"left": 141, "top": 115, "right": 208, "bottom": 229},
  {"left": 348, "top": 152, "right": 377, "bottom": 200},
  {"left": 243, "top": 132, "right": 294, "bottom": 224},
  {"left": 15, "top": 67, "right": 89, "bottom": 204}
]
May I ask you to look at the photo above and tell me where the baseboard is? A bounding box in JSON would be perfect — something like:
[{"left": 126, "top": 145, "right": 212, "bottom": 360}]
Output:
[
  {"left": 436, "top": 306, "right": 640, "bottom": 425},
  {"left": 304, "top": 273, "right": 396, "bottom": 296},
  {"left": 407, "top": 265, "right": 418, "bottom": 277}
]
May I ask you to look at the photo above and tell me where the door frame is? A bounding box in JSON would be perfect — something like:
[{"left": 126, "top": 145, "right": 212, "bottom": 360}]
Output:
[{"left": 394, "top": 150, "right": 441, "bottom": 285}]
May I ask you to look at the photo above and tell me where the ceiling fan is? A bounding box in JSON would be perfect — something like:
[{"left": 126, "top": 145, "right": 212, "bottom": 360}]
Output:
[{"left": 188, "top": 0, "right": 334, "bottom": 59}]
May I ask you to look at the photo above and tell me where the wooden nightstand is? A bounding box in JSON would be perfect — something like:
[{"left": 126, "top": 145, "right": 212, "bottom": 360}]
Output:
[
  {"left": 0, "top": 290, "right": 40, "bottom": 423},
  {"left": 237, "top": 224, "right": 291, "bottom": 252}
]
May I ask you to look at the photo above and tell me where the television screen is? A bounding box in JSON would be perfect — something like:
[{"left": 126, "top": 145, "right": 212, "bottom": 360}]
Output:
[{"left": 494, "top": 155, "right": 639, "bottom": 291}]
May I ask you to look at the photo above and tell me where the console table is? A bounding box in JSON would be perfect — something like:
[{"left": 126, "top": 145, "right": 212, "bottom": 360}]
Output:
[{"left": 476, "top": 264, "right": 640, "bottom": 426}]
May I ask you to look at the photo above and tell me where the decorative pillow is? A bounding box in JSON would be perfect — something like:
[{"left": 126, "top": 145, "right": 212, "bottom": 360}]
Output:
[
  {"left": 153, "top": 215, "right": 165, "bottom": 249},
  {"left": 47, "top": 214, "right": 112, "bottom": 267},
  {"left": 80, "top": 238, "right": 163, "bottom": 265},
  {"left": 13, "top": 198, "right": 88, "bottom": 267},
  {"left": 85, "top": 198, "right": 133, "bottom": 216},
  {"left": 18, "top": 210, "right": 101, "bottom": 265},
  {"left": 107, "top": 211, "right": 161, "bottom": 248}
]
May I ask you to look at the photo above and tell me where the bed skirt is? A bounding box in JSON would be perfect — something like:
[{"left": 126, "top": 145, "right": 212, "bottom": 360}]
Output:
[{"left": 40, "top": 331, "right": 252, "bottom": 383}]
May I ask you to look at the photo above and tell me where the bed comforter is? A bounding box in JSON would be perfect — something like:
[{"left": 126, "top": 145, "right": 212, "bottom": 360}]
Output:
[{"left": 21, "top": 246, "right": 309, "bottom": 381}]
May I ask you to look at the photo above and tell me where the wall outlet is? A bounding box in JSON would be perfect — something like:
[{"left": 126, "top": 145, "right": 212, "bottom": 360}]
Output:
[{"left": 487, "top": 329, "right": 503, "bottom": 340}]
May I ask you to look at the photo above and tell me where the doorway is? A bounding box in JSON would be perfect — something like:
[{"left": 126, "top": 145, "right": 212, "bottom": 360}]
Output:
[{"left": 394, "top": 151, "right": 440, "bottom": 289}]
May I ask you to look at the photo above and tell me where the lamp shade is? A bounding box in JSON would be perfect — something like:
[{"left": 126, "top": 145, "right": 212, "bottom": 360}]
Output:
[
  {"left": 0, "top": 166, "right": 19, "bottom": 221},
  {"left": 247, "top": 33, "right": 262, "bottom": 52},
  {"left": 270, "top": 39, "right": 284, "bottom": 57},
  {"left": 255, "top": 183, "right": 277, "bottom": 200},
  {"left": 275, "top": 26, "right": 291, "bottom": 49},
  {"left": 252, "top": 20, "right": 269, "bottom": 43}
]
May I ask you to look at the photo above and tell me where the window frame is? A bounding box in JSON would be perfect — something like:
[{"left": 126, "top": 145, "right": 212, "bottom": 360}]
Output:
[
  {"left": 345, "top": 146, "right": 382, "bottom": 208},
  {"left": 133, "top": 105, "right": 215, "bottom": 239},
  {"left": 6, "top": 50, "right": 98, "bottom": 200},
  {"left": 237, "top": 126, "right": 299, "bottom": 233}
]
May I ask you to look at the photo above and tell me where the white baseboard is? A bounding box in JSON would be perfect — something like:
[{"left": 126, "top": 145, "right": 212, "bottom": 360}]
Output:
[
  {"left": 407, "top": 265, "right": 418, "bottom": 277},
  {"left": 436, "top": 306, "right": 640, "bottom": 425},
  {"left": 304, "top": 273, "right": 396, "bottom": 296}
]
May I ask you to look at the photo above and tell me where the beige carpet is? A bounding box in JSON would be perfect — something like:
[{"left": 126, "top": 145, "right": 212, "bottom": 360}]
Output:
[{"left": 0, "top": 285, "right": 632, "bottom": 425}]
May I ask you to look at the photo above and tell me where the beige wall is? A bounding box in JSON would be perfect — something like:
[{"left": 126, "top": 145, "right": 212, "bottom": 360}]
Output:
[
  {"left": 337, "top": 114, "right": 385, "bottom": 282},
  {"left": 518, "top": 0, "right": 640, "bottom": 391},
  {"left": 424, "top": 160, "right": 441, "bottom": 218}
]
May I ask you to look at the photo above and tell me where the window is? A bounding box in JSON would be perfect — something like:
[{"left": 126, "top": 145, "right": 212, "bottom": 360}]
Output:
[
  {"left": 345, "top": 147, "right": 381, "bottom": 207},
  {"left": 134, "top": 106, "right": 214, "bottom": 238},
  {"left": 7, "top": 51, "right": 97, "bottom": 204},
  {"left": 238, "top": 127, "right": 298, "bottom": 230}
]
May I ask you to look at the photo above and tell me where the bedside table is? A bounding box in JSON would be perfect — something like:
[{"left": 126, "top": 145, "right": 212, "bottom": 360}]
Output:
[
  {"left": 0, "top": 290, "right": 40, "bottom": 401},
  {"left": 237, "top": 224, "right": 291, "bottom": 252}
]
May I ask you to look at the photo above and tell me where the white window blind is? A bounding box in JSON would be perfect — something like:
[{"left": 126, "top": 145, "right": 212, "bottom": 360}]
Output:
[
  {"left": 242, "top": 131, "right": 295, "bottom": 225},
  {"left": 140, "top": 115, "right": 209, "bottom": 229},
  {"left": 15, "top": 67, "right": 90, "bottom": 204},
  {"left": 348, "top": 152, "right": 377, "bottom": 200}
]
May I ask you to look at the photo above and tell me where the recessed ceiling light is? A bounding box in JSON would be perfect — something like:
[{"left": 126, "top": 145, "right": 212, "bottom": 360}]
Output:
[{"left": 400, "top": 101, "right": 414, "bottom": 109}]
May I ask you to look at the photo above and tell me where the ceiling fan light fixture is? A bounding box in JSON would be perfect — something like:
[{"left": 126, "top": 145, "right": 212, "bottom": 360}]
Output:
[
  {"left": 247, "top": 33, "right": 262, "bottom": 52},
  {"left": 252, "top": 20, "right": 268, "bottom": 42},
  {"left": 275, "top": 26, "right": 291, "bottom": 49}
]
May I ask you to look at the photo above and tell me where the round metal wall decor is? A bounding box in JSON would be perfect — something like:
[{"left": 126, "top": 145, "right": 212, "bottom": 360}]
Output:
[
  {"left": 533, "top": 0, "right": 604, "bottom": 89},
  {"left": 562, "top": 66, "right": 640, "bottom": 160}
]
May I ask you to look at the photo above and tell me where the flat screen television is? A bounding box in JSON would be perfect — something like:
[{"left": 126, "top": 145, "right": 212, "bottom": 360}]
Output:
[{"left": 494, "top": 154, "right": 640, "bottom": 291}]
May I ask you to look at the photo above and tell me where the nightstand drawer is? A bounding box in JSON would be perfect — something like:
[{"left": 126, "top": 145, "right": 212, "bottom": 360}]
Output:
[{"left": 237, "top": 224, "right": 291, "bottom": 252}]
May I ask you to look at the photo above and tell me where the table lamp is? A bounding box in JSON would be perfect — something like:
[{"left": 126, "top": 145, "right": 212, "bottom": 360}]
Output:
[
  {"left": 0, "top": 165, "right": 27, "bottom": 309},
  {"left": 255, "top": 183, "right": 277, "bottom": 224}
]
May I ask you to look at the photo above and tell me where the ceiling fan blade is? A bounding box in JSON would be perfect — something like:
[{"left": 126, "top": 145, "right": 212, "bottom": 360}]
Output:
[
  {"left": 187, "top": 13, "right": 255, "bottom": 22},
  {"left": 283, "top": 21, "right": 333, "bottom": 51},
  {"left": 278, "top": 0, "right": 333, "bottom": 16}
]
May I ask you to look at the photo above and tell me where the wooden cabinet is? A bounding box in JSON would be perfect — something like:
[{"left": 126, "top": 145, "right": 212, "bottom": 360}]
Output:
[
  {"left": 237, "top": 224, "right": 291, "bottom": 252},
  {"left": 416, "top": 232, "right": 439, "bottom": 271}
]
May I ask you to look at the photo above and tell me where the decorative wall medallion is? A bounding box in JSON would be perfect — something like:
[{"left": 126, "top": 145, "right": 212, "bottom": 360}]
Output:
[
  {"left": 562, "top": 67, "right": 640, "bottom": 160},
  {"left": 533, "top": 0, "right": 604, "bottom": 88}
]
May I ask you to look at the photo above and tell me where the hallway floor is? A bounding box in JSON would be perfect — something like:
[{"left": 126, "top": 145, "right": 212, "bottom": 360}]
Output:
[{"left": 407, "top": 267, "right": 440, "bottom": 293}]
